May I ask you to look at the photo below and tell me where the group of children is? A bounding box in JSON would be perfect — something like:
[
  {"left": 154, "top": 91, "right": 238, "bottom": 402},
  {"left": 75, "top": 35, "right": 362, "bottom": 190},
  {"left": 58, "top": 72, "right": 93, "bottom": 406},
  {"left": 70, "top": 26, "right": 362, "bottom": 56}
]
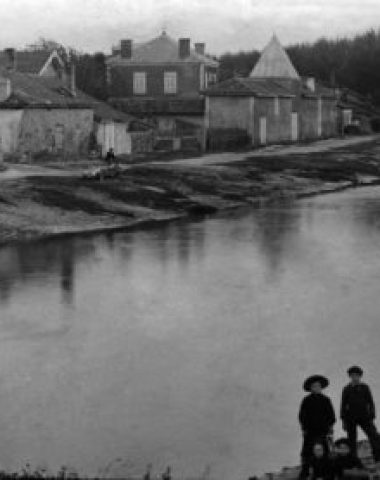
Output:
[
  {"left": 306, "top": 437, "right": 365, "bottom": 480},
  {"left": 299, "top": 366, "right": 380, "bottom": 480}
]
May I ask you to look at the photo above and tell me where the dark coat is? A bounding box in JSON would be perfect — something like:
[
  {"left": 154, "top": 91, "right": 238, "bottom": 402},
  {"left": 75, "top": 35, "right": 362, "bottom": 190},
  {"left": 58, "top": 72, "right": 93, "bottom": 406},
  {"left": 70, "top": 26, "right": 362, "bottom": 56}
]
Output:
[
  {"left": 333, "top": 454, "right": 364, "bottom": 478},
  {"left": 308, "top": 456, "right": 334, "bottom": 480},
  {"left": 299, "top": 393, "right": 336, "bottom": 434},
  {"left": 340, "top": 383, "right": 375, "bottom": 422}
]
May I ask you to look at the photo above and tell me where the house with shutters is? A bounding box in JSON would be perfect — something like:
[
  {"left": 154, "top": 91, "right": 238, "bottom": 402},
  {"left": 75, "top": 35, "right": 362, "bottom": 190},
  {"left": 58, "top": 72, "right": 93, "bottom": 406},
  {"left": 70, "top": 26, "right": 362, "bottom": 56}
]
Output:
[
  {"left": 106, "top": 31, "right": 219, "bottom": 150},
  {"left": 203, "top": 35, "right": 338, "bottom": 150}
]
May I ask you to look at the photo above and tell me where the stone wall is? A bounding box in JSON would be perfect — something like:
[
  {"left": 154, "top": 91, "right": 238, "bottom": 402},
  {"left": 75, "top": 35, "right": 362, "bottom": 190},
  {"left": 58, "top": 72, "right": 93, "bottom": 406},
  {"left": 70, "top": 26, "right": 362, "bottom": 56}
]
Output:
[
  {"left": 205, "top": 93, "right": 338, "bottom": 151},
  {"left": 321, "top": 98, "right": 338, "bottom": 137},
  {"left": 208, "top": 97, "right": 251, "bottom": 130},
  {"left": 18, "top": 108, "right": 94, "bottom": 156},
  {"left": 254, "top": 97, "right": 293, "bottom": 144},
  {"left": 0, "top": 110, "right": 23, "bottom": 153},
  {"left": 298, "top": 97, "right": 319, "bottom": 141}
]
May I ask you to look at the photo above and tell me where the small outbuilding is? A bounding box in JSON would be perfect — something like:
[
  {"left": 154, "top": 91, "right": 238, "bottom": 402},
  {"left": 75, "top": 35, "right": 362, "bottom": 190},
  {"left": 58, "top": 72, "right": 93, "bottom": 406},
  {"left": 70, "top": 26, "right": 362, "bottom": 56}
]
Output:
[
  {"left": 0, "top": 70, "right": 93, "bottom": 157},
  {"left": 203, "top": 35, "right": 338, "bottom": 150},
  {"left": 0, "top": 69, "right": 153, "bottom": 159}
]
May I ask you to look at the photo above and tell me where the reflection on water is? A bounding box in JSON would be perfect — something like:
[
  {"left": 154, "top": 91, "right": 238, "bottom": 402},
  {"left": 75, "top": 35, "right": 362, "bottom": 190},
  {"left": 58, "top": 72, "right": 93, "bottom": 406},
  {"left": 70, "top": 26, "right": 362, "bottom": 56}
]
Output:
[{"left": 1, "top": 187, "right": 380, "bottom": 479}]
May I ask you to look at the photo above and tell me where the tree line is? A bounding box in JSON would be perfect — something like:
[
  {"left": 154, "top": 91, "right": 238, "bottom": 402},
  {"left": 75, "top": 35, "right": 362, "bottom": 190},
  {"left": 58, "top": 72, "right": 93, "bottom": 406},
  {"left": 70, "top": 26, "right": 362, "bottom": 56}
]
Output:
[{"left": 219, "top": 28, "right": 380, "bottom": 105}]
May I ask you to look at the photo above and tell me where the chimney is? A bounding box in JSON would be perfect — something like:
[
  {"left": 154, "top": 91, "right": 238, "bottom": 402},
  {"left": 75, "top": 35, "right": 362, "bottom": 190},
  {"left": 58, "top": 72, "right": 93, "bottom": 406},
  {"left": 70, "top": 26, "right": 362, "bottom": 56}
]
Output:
[
  {"left": 179, "top": 38, "right": 190, "bottom": 59},
  {"left": 306, "top": 77, "right": 315, "bottom": 92},
  {"left": 4, "top": 48, "right": 16, "bottom": 71},
  {"left": 0, "top": 76, "right": 11, "bottom": 102},
  {"left": 195, "top": 43, "right": 205, "bottom": 56},
  {"left": 120, "top": 39, "right": 132, "bottom": 59}
]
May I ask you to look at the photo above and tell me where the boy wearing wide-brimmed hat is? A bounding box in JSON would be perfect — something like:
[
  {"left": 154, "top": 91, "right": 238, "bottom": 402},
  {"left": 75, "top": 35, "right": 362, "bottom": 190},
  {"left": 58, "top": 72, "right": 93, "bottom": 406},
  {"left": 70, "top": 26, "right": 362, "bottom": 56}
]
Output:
[
  {"left": 341, "top": 366, "right": 380, "bottom": 467},
  {"left": 298, "top": 375, "right": 336, "bottom": 479}
]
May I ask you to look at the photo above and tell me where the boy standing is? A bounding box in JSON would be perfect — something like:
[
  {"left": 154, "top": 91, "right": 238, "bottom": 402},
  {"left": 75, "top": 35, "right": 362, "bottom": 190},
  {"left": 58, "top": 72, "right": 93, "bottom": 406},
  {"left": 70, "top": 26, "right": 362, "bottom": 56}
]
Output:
[
  {"left": 341, "top": 366, "right": 380, "bottom": 465},
  {"left": 299, "top": 375, "right": 336, "bottom": 479}
]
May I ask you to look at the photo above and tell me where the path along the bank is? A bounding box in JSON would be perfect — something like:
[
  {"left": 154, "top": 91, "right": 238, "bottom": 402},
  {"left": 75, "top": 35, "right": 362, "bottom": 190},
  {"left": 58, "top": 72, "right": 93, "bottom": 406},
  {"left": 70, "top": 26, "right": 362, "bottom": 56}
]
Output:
[
  {"left": 154, "top": 134, "right": 380, "bottom": 168},
  {"left": 1, "top": 134, "right": 379, "bottom": 181}
]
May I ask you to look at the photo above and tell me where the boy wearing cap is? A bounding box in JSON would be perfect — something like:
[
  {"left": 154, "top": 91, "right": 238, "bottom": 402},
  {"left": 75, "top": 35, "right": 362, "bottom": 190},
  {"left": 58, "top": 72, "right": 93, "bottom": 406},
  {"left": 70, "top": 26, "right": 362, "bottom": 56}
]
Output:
[
  {"left": 298, "top": 375, "right": 336, "bottom": 479},
  {"left": 341, "top": 366, "right": 380, "bottom": 464}
]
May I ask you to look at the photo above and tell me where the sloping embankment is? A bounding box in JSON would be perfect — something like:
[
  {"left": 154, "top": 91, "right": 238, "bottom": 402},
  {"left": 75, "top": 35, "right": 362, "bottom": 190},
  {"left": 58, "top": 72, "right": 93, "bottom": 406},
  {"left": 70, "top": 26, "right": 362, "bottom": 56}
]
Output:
[{"left": 1, "top": 138, "right": 380, "bottom": 245}]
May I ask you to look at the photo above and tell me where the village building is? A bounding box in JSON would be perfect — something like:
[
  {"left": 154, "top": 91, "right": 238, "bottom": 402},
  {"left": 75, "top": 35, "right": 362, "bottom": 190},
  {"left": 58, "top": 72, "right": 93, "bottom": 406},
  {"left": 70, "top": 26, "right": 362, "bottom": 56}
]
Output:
[
  {"left": 0, "top": 49, "right": 152, "bottom": 159},
  {"left": 0, "top": 70, "right": 93, "bottom": 158},
  {"left": 203, "top": 35, "right": 338, "bottom": 150},
  {"left": 106, "top": 31, "right": 219, "bottom": 150},
  {"left": 0, "top": 47, "right": 67, "bottom": 78}
]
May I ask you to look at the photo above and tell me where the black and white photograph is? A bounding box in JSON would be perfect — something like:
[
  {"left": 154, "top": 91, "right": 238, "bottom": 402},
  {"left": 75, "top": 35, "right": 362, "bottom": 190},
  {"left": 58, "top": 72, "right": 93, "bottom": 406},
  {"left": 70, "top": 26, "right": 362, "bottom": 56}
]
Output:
[{"left": 0, "top": 1, "right": 380, "bottom": 479}]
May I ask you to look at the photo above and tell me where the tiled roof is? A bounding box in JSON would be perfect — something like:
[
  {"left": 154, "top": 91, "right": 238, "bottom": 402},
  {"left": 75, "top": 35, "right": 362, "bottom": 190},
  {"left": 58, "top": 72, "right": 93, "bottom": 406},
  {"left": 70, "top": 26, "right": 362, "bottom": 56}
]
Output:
[
  {"left": 250, "top": 35, "right": 300, "bottom": 80},
  {"left": 0, "top": 72, "right": 91, "bottom": 108},
  {"left": 204, "top": 77, "right": 296, "bottom": 97},
  {"left": 107, "top": 32, "right": 218, "bottom": 67},
  {"left": 0, "top": 72, "right": 148, "bottom": 125},
  {"left": 0, "top": 50, "right": 53, "bottom": 74},
  {"left": 204, "top": 76, "right": 336, "bottom": 99}
]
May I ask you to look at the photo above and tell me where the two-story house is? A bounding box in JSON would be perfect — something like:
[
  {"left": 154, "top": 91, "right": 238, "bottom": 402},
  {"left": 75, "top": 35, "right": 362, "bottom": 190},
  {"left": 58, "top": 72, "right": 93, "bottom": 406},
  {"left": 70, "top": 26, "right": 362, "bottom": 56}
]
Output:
[{"left": 106, "top": 31, "right": 218, "bottom": 149}]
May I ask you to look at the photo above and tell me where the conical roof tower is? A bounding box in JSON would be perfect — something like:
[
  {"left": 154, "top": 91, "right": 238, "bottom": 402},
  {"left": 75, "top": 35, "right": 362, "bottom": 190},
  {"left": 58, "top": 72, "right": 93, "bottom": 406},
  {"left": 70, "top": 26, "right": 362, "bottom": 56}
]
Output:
[{"left": 250, "top": 35, "right": 300, "bottom": 79}]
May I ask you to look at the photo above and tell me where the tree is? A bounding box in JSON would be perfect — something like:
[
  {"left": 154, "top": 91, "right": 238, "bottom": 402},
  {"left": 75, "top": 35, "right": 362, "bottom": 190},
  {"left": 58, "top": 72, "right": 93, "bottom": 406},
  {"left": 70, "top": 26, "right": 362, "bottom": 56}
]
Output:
[{"left": 75, "top": 52, "right": 107, "bottom": 101}]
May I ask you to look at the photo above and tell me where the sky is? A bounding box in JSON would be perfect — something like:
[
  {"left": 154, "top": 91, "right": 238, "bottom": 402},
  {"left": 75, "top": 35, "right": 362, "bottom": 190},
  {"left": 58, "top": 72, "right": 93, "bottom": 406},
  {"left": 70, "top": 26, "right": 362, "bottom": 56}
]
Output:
[{"left": 0, "top": 0, "right": 379, "bottom": 55}]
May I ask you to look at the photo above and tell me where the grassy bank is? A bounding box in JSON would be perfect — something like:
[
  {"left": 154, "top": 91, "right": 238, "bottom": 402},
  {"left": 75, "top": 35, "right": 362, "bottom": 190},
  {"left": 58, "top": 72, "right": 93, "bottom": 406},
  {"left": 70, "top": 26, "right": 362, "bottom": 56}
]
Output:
[{"left": 1, "top": 139, "right": 380, "bottom": 245}]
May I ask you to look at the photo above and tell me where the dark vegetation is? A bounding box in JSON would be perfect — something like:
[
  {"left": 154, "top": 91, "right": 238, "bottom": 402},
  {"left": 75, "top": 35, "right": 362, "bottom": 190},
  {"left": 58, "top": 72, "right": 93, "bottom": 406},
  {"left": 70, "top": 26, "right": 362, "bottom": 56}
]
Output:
[
  {"left": 219, "top": 29, "right": 380, "bottom": 105},
  {"left": 75, "top": 52, "right": 107, "bottom": 101}
]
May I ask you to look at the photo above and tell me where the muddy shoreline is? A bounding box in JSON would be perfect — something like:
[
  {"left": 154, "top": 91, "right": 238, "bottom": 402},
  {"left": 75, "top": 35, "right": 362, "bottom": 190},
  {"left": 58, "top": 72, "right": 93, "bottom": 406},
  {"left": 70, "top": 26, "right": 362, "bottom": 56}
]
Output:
[{"left": 1, "top": 137, "right": 380, "bottom": 247}]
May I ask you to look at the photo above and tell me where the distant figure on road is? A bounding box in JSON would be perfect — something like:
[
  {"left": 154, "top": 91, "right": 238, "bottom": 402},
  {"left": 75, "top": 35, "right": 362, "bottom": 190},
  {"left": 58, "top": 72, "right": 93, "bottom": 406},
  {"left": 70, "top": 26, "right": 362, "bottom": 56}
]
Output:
[
  {"left": 299, "top": 375, "right": 336, "bottom": 479},
  {"left": 105, "top": 147, "right": 116, "bottom": 165},
  {"left": 341, "top": 366, "right": 380, "bottom": 465}
]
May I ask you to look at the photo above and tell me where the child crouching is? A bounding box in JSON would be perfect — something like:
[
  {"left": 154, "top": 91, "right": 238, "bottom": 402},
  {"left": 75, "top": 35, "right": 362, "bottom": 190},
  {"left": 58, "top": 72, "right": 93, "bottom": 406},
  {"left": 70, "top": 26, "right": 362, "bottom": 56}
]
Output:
[
  {"left": 333, "top": 438, "right": 368, "bottom": 480},
  {"left": 306, "top": 442, "right": 335, "bottom": 480}
]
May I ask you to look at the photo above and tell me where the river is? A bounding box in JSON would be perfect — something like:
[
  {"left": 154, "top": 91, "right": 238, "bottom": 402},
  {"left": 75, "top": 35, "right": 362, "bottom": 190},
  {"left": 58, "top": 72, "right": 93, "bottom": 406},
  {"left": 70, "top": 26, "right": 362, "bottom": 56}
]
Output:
[{"left": 1, "top": 186, "right": 380, "bottom": 479}]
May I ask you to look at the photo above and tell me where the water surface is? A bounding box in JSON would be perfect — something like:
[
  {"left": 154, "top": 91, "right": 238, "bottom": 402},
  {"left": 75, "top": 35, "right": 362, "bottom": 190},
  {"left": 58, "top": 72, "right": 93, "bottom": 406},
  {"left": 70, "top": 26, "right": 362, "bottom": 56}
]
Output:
[{"left": 1, "top": 186, "right": 380, "bottom": 479}]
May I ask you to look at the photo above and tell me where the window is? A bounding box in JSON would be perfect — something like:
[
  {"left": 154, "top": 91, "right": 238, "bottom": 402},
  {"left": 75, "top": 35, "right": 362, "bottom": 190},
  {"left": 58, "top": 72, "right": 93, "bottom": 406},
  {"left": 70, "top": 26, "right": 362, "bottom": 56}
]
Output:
[
  {"left": 207, "top": 72, "right": 217, "bottom": 86},
  {"left": 164, "top": 71, "right": 177, "bottom": 94},
  {"left": 133, "top": 72, "right": 146, "bottom": 95},
  {"left": 274, "top": 97, "right": 280, "bottom": 116},
  {"left": 204, "top": 71, "right": 217, "bottom": 89}
]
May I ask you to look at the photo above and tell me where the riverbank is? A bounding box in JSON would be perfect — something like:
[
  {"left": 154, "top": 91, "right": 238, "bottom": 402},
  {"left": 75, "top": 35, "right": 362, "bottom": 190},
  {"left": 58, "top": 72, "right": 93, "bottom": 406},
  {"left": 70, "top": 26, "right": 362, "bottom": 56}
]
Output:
[
  {"left": 1, "top": 136, "right": 380, "bottom": 245},
  {"left": 257, "top": 441, "right": 376, "bottom": 480},
  {"left": 0, "top": 441, "right": 374, "bottom": 480}
]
